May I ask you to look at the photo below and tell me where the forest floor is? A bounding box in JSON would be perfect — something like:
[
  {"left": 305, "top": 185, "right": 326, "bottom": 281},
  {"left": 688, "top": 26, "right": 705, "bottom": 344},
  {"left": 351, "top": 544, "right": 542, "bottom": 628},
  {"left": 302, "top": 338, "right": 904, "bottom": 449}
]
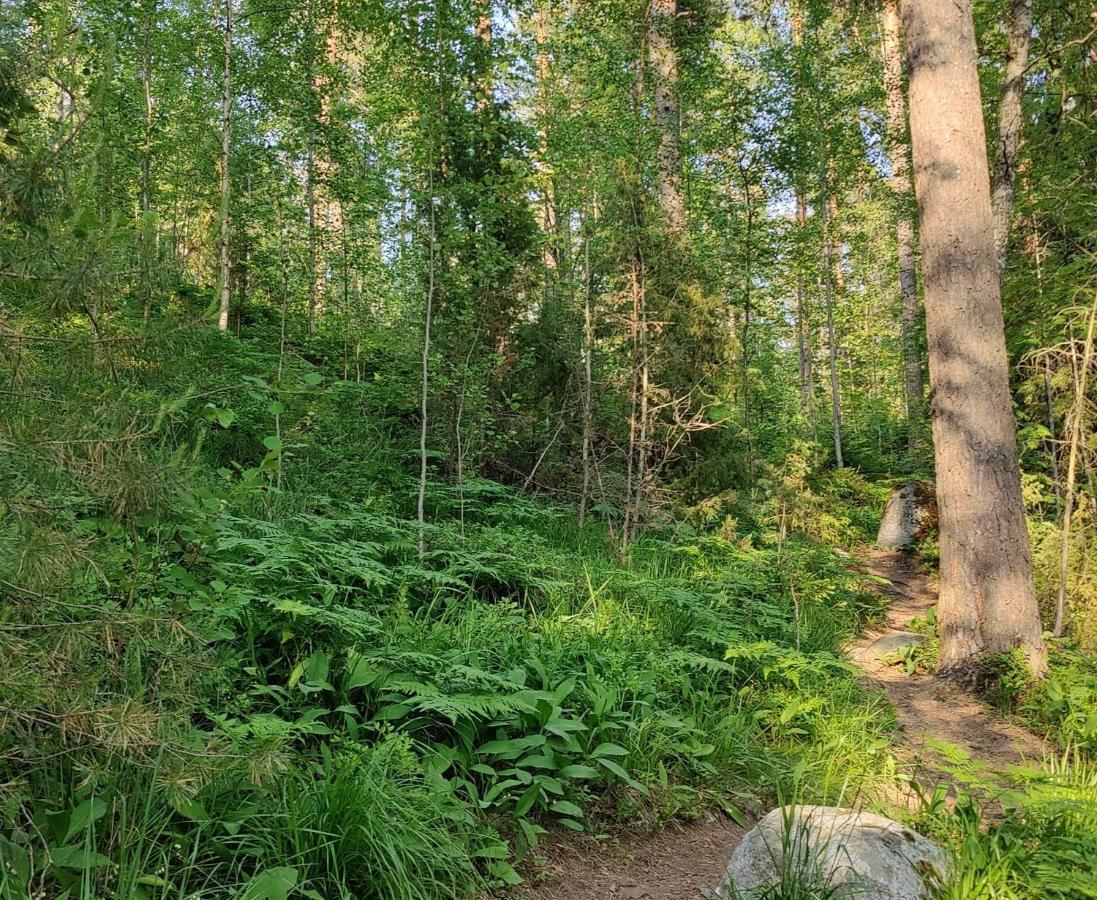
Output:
[
  {"left": 851, "top": 549, "right": 1048, "bottom": 776},
  {"left": 511, "top": 548, "right": 1050, "bottom": 900}
]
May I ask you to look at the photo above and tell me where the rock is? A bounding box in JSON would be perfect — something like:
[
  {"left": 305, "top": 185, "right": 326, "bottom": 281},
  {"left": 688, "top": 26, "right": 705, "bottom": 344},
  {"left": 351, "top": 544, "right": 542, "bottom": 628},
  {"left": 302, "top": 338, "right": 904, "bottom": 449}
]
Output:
[
  {"left": 714, "top": 806, "right": 949, "bottom": 900},
  {"left": 876, "top": 482, "right": 937, "bottom": 550},
  {"left": 865, "top": 631, "right": 924, "bottom": 659}
]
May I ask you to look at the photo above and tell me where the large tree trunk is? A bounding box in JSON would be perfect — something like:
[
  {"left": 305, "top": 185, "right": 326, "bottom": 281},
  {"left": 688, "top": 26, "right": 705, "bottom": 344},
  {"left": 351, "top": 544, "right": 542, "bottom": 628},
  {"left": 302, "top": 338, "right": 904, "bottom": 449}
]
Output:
[
  {"left": 217, "top": 0, "right": 232, "bottom": 332},
  {"left": 901, "top": 0, "right": 1046, "bottom": 677},
  {"left": 991, "top": 0, "right": 1033, "bottom": 279},
  {"left": 647, "top": 0, "right": 684, "bottom": 233},
  {"left": 880, "top": 0, "right": 923, "bottom": 449}
]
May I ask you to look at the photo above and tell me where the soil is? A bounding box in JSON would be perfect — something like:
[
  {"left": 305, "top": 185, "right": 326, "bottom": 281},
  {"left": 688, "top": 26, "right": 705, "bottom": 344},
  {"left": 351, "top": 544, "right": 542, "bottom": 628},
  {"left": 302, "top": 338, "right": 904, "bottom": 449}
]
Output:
[
  {"left": 508, "top": 816, "right": 747, "bottom": 900},
  {"left": 850, "top": 549, "right": 1048, "bottom": 775},
  {"left": 505, "top": 547, "right": 1049, "bottom": 900}
]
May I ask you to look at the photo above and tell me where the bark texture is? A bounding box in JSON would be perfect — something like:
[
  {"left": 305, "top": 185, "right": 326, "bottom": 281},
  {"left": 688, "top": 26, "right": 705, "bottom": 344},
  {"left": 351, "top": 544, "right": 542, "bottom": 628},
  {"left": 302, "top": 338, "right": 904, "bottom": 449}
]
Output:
[
  {"left": 881, "top": 0, "right": 924, "bottom": 448},
  {"left": 790, "top": 5, "right": 815, "bottom": 437},
  {"left": 217, "top": 0, "right": 232, "bottom": 332},
  {"left": 534, "top": 3, "right": 559, "bottom": 271},
  {"left": 901, "top": 0, "right": 1046, "bottom": 676},
  {"left": 821, "top": 182, "right": 844, "bottom": 468},
  {"left": 991, "top": 0, "right": 1033, "bottom": 278},
  {"left": 795, "top": 192, "right": 815, "bottom": 439},
  {"left": 647, "top": 0, "right": 684, "bottom": 233}
]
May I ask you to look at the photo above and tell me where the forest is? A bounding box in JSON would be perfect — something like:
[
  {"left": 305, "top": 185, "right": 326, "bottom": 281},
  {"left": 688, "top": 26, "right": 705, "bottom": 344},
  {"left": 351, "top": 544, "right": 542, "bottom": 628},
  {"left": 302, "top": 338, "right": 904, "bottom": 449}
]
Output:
[{"left": 1, "top": 0, "right": 1096, "bottom": 897}]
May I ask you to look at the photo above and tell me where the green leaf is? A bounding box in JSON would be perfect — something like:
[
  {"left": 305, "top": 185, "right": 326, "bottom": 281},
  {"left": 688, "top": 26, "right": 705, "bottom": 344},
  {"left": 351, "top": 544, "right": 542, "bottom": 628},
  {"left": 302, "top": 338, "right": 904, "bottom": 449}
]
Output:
[
  {"left": 263, "top": 435, "right": 283, "bottom": 452},
  {"left": 471, "top": 842, "right": 509, "bottom": 860},
  {"left": 518, "top": 817, "right": 545, "bottom": 853},
  {"left": 63, "top": 797, "right": 108, "bottom": 843},
  {"left": 487, "top": 860, "right": 523, "bottom": 886},
  {"left": 596, "top": 757, "right": 648, "bottom": 793},
  {"left": 241, "top": 866, "right": 299, "bottom": 900},
  {"left": 514, "top": 784, "right": 542, "bottom": 816},
  {"left": 302, "top": 372, "right": 324, "bottom": 386},
  {"left": 215, "top": 408, "right": 236, "bottom": 428},
  {"left": 304, "top": 651, "right": 329, "bottom": 685},
  {"left": 0, "top": 835, "right": 30, "bottom": 883},
  {"left": 592, "top": 742, "right": 629, "bottom": 758},
  {"left": 550, "top": 800, "right": 584, "bottom": 817},
  {"left": 778, "top": 700, "right": 800, "bottom": 725},
  {"left": 49, "top": 845, "right": 113, "bottom": 870},
  {"left": 478, "top": 735, "right": 545, "bottom": 758},
  {"left": 722, "top": 803, "right": 748, "bottom": 826},
  {"left": 552, "top": 675, "right": 577, "bottom": 704},
  {"left": 136, "top": 875, "right": 172, "bottom": 888},
  {"left": 171, "top": 797, "right": 210, "bottom": 822},
  {"left": 558, "top": 764, "right": 599, "bottom": 779}
]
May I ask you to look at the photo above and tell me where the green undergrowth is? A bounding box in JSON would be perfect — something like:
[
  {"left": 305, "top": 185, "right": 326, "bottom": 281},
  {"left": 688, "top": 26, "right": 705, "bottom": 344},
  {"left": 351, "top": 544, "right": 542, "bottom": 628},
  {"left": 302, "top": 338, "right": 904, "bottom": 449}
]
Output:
[
  {"left": 911, "top": 749, "right": 1097, "bottom": 899},
  {"left": 883, "top": 607, "right": 1097, "bottom": 756},
  {"left": 0, "top": 328, "right": 896, "bottom": 899}
]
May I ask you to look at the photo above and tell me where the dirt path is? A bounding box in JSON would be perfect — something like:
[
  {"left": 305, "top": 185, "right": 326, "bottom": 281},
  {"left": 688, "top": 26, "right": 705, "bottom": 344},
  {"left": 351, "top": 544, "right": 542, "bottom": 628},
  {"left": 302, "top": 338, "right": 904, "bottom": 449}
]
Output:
[
  {"left": 509, "top": 548, "right": 1048, "bottom": 900},
  {"left": 508, "top": 817, "right": 747, "bottom": 900},
  {"left": 850, "top": 548, "right": 1048, "bottom": 774}
]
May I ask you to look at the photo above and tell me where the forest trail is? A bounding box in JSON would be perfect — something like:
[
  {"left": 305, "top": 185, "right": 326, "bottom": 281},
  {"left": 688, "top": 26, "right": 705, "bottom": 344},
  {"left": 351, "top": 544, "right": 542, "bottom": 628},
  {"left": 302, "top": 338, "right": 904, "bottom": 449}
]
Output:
[
  {"left": 850, "top": 548, "right": 1048, "bottom": 775},
  {"left": 511, "top": 549, "right": 1051, "bottom": 900}
]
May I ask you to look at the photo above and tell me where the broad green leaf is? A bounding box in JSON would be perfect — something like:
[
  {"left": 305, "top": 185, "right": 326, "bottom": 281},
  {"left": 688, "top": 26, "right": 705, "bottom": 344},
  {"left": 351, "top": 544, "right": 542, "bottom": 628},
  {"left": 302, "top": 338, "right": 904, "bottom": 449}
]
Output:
[
  {"left": 241, "top": 866, "right": 298, "bottom": 900},
  {"left": 49, "top": 845, "right": 113, "bottom": 870},
  {"left": 550, "top": 800, "right": 583, "bottom": 817},
  {"left": 558, "top": 764, "right": 599, "bottom": 779},
  {"left": 63, "top": 797, "right": 108, "bottom": 843}
]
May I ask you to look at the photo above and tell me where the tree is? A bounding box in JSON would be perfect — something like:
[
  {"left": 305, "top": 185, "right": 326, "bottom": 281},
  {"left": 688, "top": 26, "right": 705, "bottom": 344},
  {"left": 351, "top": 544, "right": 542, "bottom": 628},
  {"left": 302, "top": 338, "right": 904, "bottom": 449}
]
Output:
[
  {"left": 991, "top": 0, "right": 1034, "bottom": 279},
  {"left": 648, "top": 0, "right": 684, "bottom": 233},
  {"left": 880, "top": 0, "right": 923, "bottom": 449},
  {"left": 900, "top": 0, "right": 1046, "bottom": 676},
  {"left": 217, "top": 0, "right": 233, "bottom": 332}
]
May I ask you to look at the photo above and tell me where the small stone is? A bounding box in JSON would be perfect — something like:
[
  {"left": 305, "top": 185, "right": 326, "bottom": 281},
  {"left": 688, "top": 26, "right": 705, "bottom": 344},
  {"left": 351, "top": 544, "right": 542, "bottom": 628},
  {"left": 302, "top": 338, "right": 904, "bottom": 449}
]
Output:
[{"left": 867, "top": 632, "right": 925, "bottom": 658}]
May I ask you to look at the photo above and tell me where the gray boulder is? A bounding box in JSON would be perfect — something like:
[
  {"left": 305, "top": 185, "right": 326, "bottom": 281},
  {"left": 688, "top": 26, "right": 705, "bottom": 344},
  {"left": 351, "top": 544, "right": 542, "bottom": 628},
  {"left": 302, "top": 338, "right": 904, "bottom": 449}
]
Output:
[
  {"left": 714, "top": 806, "right": 949, "bottom": 899},
  {"left": 876, "top": 482, "right": 937, "bottom": 550}
]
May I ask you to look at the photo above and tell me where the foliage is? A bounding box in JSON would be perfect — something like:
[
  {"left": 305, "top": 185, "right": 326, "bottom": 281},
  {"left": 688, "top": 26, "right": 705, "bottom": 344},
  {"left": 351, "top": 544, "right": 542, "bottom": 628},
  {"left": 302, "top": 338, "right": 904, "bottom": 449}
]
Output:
[
  {"left": 1, "top": 0, "right": 1095, "bottom": 896},
  {"left": 915, "top": 752, "right": 1097, "bottom": 899}
]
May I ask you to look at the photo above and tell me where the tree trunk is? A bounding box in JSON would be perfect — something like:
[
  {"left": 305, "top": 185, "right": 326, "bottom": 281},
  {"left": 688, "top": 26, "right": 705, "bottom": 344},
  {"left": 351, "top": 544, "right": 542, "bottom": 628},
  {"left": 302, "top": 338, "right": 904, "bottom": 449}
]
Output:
[
  {"left": 881, "top": 0, "right": 924, "bottom": 448},
  {"left": 306, "top": 139, "right": 318, "bottom": 336},
  {"left": 140, "top": 0, "right": 155, "bottom": 320},
  {"left": 534, "top": 3, "right": 560, "bottom": 272},
  {"left": 418, "top": 162, "right": 437, "bottom": 559},
  {"left": 820, "top": 175, "right": 844, "bottom": 468},
  {"left": 647, "top": 0, "right": 684, "bottom": 234},
  {"left": 217, "top": 0, "right": 232, "bottom": 332},
  {"left": 1056, "top": 299, "right": 1097, "bottom": 635},
  {"left": 901, "top": 0, "right": 1046, "bottom": 677},
  {"left": 579, "top": 215, "right": 594, "bottom": 528},
  {"left": 790, "top": 5, "right": 815, "bottom": 440},
  {"left": 475, "top": 0, "right": 493, "bottom": 111},
  {"left": 991, "top": 0, "right": 1033, "bottom": 279},
  {"left": 796, "top": 193, "right": 815, "bottom": 441},
  {"left": 740, "top": 186, "right": 753, "bottom": 424},
  {"left": 622, "top": 250, "right": 648, "bottom": 548}
]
